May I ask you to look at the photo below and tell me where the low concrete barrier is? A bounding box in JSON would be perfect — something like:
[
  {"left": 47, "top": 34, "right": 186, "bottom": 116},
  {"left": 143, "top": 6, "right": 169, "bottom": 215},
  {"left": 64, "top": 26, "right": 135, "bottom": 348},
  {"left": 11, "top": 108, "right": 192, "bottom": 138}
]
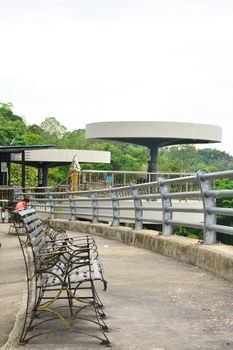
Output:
[{"left": 51, "top": 219, "right": 233, "bottom": 282}]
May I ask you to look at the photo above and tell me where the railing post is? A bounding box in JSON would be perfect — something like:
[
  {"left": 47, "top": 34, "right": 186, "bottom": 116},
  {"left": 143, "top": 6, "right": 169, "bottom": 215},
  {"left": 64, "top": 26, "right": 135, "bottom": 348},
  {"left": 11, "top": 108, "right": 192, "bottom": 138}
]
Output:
[
  {"left": 48, "top": 192, "right": 55, "bottom": 219},
  {"left": 18, "top": 188, "right": 24, "bottom": 201},
  {"left": 131, "top": 185, "right": 143, "bottom": 230},
  {"left": 28, "top": 191, "right": 33, "bottom": 208},
  {"left": 90, "top": 191, "right": 99, "bottom": 224},
  {"left": 158, "top": 177, "right": 173, "bottom": 235},
  {"left": 68, "top": 190, "right": 76, "bottom": 221},
  {"left": 124, "top": 173, "right": 126, "bottom": 186},
  {"left": 110, "top": 189, "right": 120, "bottom": 226},
  {"left": 197, "top": 170, "right": 216, "bottom": 244}
]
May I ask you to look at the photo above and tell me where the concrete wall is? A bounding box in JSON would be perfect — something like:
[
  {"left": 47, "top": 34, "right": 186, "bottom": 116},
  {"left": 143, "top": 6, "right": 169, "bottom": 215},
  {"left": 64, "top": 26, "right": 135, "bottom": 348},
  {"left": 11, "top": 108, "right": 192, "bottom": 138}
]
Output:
[{"left": 51, "top": 219, "right": 233, "bottom": 282}]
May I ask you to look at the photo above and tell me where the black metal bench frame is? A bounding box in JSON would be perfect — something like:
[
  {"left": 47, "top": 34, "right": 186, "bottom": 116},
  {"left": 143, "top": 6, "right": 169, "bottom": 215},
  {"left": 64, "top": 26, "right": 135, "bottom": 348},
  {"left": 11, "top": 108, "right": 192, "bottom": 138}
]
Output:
[{"left": 11, "top": 208, "right": 110, "bottom": 346}]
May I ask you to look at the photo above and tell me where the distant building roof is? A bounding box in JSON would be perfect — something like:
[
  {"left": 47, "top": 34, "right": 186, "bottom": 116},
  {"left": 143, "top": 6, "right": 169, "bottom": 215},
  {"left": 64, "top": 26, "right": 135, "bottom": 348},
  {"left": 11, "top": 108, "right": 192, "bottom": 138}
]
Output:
[
  {"left": 11, "top": 149, "right": 111, "bottom": 167},
  {"left": 0, "top": 145, "right": 54, "bottom": 153}
]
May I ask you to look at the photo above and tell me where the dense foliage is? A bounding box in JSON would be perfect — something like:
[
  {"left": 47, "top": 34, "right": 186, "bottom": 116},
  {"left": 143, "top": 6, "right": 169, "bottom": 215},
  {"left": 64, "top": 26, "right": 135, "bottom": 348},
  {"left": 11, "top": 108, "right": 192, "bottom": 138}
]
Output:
[
  {"left": 215, "top": 179, "right": 233, "bottom": 244},
  {"left": 1, "top": 102, "right": 233, "bottom": 187}
]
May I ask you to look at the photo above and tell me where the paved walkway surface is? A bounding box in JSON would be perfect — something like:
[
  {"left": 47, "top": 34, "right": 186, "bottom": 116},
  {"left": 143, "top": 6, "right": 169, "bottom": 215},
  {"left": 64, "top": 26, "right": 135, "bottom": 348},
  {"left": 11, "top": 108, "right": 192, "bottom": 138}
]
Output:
[{"left": 1, "top": 223, "right": 233, "bottom": 350}]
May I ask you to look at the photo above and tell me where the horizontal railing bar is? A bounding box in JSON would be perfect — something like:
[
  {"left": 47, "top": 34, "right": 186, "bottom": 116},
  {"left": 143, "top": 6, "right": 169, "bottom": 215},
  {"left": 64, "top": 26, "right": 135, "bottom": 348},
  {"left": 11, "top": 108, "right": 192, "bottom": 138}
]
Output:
[
  {"left": 165, "top": 191, "right": 201, "bottom": 199},
  {"left": 53, "top": 198, "right": 70, "bottom": 202},
  {"left": 29, "top": 192, "right": 50, "bottom": 196},
  {"left": 76, "top": 212, "right": 92, "bottom": 217},
  {"left": 30, "top": 198, "right": 48, "bottom": 201},
  {"left": 116, "top": 206, "right": 135, "bottom": 210},
  {"left": 159, "top": 175, "right": 197, "bottom": 185},
  {"left": 45, "top": 191, "right": 74, "bottom": 195},
  {"left": 80, "top": 170, "right": 191, "bottom": 175},
  {"left": 142, "top": 218, "right": 163, "bottom": 224},
  {"left": 207, "top": 224, "right": 233, "bottom": 235},
  {"left": 168, "top": 220, "right": 204, "bottom": 229},
  {"left": 207, "top": 207, "right": 233, "bottom": 216},
  {"left": 205, "top": 190, "right": 233, "bottom": 198},
  {"left": 73, "top": 205, "right": 93, "bottom": 209},
  {"left": 92, "top": 197, "right": 112, "bottom": 202},
  {"left": 32, "top": 198, "right": 69, "bottom": 202},
  {"left": 200, "top": 170, "right": 233, "bottom": 180},
  {"left": 52, "top": 205, "right": 70, "bottom": 208},
  {"left": 139, "top": 206, "right": 163, "bottom": 211},
  {"left": 69, "top": 190, "right": 89, "bottom": 195},
  {"left": 130, "top": 182, "right": 158, "bottom": 190},
  {"left": 117, "top": 196, "right": 135, "bottom": 201},
  {"left": 136, "top": 194, "right": 161, "bottom": 200},
  {"left": 94, "top": 206, "right": 113, "bottom": 210},
  {"left": 90, "top": 186, "right": 129, "bottom": 193},
  {"left": 166, "top": 207, "right": 204, "bottom": 213},
  {"left": 73, "top": 197, "right": 91, "bottom": 201}
]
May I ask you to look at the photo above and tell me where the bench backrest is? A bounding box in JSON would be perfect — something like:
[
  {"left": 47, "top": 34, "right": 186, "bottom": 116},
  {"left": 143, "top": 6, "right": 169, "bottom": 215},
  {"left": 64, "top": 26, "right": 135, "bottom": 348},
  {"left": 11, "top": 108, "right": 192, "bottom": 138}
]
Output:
[{"left": 13, "top": 208, "right": 47, "bottom": 257}]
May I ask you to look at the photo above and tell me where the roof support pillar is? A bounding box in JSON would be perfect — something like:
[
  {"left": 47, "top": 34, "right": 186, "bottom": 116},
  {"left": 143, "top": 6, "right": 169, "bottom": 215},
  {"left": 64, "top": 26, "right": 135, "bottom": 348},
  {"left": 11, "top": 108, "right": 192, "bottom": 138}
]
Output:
[
  {"left": 147, "top": 145, "right": 158, "bottom": 182},
  {"left": 38, "top": 164, "right": 49, "bottom": 188},
  {"left": 22, "top": 151, "right": 25, "bottom": 189}
]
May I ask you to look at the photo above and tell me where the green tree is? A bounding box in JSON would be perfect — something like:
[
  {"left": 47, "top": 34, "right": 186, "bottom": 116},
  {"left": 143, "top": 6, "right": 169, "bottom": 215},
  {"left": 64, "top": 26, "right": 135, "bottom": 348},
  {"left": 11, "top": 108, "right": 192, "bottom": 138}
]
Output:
[
  {"left": 0, "top": 103, "right": 27, "bottom": 145},
  {"left": 0, "top": 102, "right": 23, "bottom": 122},
  {"left": 40, "top": 117, "right": 68, "bottom": 139}
]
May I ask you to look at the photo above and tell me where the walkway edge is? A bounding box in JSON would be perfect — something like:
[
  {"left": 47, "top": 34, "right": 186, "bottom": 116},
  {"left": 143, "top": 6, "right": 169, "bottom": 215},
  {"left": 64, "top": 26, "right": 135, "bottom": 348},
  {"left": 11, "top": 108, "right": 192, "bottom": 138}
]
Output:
[
  {"left": 1, "top": 287, "right": 27, "bottom": 350},
  {"left": 1, "top": 246, "right": 34, "bottom": 350},
  {"left": 51, "top": 219, "right": 233, "bottom": 282}
]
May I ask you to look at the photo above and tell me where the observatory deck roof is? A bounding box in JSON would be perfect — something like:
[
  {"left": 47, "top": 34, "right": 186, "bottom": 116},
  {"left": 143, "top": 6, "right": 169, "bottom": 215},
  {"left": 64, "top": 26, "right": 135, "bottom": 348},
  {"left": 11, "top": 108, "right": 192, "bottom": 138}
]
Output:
[{"left": 86, "top": 121, "right": 222, "bottom": 147}]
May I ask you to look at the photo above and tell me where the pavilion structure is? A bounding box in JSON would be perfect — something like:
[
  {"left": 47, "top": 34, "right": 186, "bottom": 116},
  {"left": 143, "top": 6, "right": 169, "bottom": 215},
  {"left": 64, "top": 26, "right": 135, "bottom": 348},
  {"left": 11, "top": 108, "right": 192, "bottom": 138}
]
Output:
[
  {"left": 85, "top": 121, "right": 222, "bottom": 181},
  {"left": 0, "top": 145, "right": 53, "bottom": 188},
  {"left": 0, "top": 145, "right": 110, "bottom": 188},
  {"left": 10, "top": 148, "right": 110, "bottom": 187}
]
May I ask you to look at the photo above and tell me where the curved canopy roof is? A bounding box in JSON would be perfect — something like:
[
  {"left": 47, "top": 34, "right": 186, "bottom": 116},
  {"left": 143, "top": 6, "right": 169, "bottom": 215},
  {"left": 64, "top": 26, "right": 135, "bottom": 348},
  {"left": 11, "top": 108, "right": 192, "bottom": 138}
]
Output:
[
  {"left": 11, "top": 149, "right": 110, "bottom": 167},
  {"left": 86, "top": 121, "right": 222, "bottom": 147}
]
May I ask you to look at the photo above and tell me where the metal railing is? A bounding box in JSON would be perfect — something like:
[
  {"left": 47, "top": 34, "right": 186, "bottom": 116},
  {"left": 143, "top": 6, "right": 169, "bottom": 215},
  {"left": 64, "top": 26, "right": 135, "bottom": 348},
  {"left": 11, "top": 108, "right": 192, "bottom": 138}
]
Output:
[
  {"left": 18, "top": 169, "right": 233, "bottom": 245},
  {"left": 54, "top": 170, "right": 195, "bottom": 191}
]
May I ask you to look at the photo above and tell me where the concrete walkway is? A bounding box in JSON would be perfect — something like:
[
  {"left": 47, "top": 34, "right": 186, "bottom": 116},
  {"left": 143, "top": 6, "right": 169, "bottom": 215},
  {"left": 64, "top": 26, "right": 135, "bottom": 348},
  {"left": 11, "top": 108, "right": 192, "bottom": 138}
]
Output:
[{"left": 1, "top": 223, "right": 233, "bottom": 350}]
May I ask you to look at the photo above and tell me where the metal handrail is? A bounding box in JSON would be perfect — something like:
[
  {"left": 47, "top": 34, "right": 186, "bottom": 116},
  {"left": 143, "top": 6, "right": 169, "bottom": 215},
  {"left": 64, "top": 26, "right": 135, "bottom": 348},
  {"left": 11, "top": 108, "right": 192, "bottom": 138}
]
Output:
[{"left": 15, "top": 169, "right": 233, "bottom": 245}]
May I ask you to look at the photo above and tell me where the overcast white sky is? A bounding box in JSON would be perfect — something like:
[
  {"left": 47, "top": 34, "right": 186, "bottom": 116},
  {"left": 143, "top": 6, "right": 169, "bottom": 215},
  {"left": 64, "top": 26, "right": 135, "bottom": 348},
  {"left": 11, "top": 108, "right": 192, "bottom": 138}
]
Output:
[{"left": 0, "top": 0, "right": 233, "bottom": 154}]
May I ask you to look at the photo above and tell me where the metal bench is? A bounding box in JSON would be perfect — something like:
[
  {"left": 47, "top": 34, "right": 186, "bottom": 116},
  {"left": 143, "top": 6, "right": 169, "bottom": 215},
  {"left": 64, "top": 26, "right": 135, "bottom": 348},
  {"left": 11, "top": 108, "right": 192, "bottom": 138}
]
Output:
[{"left": 11, "top": 208, "right": 110, "bottom": 346}]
